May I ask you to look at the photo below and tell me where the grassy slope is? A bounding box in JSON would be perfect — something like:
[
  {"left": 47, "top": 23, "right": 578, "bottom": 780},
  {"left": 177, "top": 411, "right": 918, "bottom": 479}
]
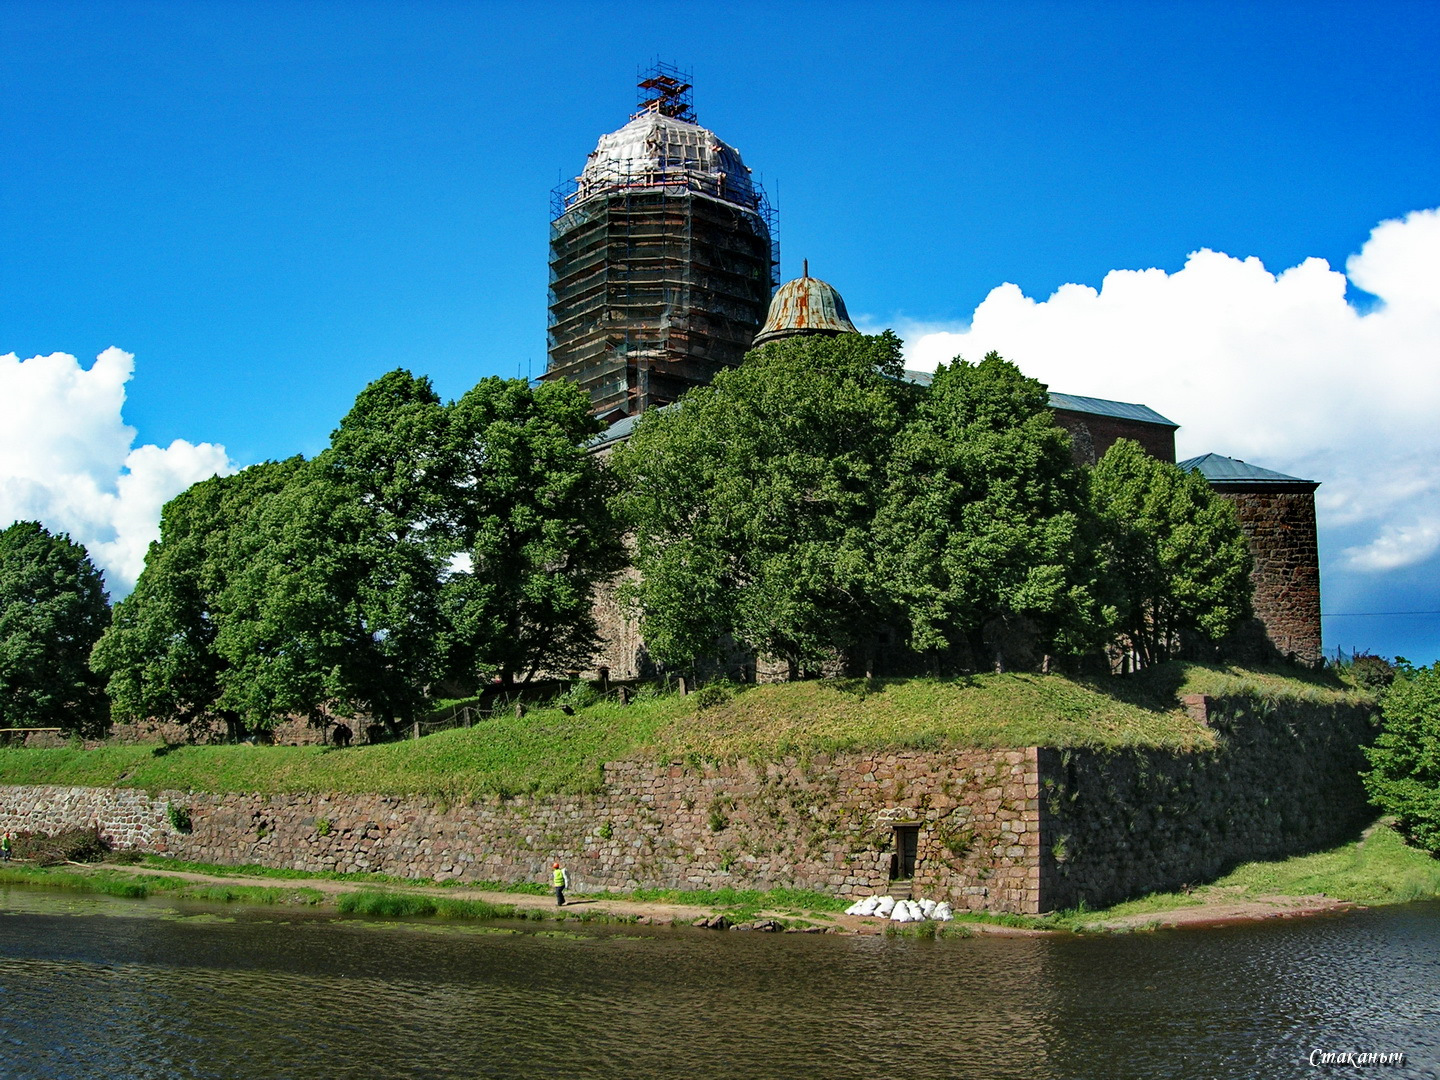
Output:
[
  {"left": 1051, "top": 819, "right": 1440, "bottom": 930},
  {"left": 0, "top": 664, "right": 1366, "bottom": 799}
]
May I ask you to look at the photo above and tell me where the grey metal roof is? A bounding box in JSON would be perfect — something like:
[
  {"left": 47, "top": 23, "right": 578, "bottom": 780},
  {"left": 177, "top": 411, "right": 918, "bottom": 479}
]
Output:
[
  {"left": 901, "top": 373, "right": 1175, "bottom": 426},
  {"left": 1178, "top": 453, "right": 1316, "bottom": 485},
  {"left": 588, "top": 382, "right": 1181, "bottom": 452},
  {"left": 1047, "top": 392, "right": 1177, "bottom": 428}
]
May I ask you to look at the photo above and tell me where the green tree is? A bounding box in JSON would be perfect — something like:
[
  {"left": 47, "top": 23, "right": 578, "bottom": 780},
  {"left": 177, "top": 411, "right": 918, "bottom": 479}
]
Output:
[
  {"left": 613, "top": 332, "right": 914, "bottom": 675},
  {"left": 1363, "top": 662, "right": 1440, "bottom": 854},
  {"left": 440, "top": 377, "right": 622, "bottom": 686},
  {"left": 874, "top": 353, "right": 1102, "bottom": 669},
  {"left": 1090, "top": 439, "right": 1253, "bottom": 667},
  {"left": 0, "top": 521, "right": 111, "bottom": 736},
  {"left": 91, "top": 459, "right": 302, "bottom": 740},
  {"left": 213, "top": 372, "right": 452, "bottom": 732}
]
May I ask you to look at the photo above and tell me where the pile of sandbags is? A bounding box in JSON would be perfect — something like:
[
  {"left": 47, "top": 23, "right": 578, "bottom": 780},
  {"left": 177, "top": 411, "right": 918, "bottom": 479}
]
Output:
[{"left": 843, "top": 894, "right": 953, "bottom": 922}]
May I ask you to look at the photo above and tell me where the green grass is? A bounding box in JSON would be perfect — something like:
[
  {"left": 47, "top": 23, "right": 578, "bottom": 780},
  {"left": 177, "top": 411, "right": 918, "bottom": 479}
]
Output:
[
  {"left": 134, "top": 855, "right": 553, "bottom": 895},
  {"left": 1211, "top": 819, "right": 1440, "bottom": 905},
  {"left": 621, "top": 885, "right": 851, "bottom": 914},
  {"left": 0, "top": 664, "right": 1367, "bottom": 799},
  {"left": 336, "top": 890, "right": 518, "bottom": 919},
  {"left": 0, "top": 864, "right": 326, "bottom": 906},
  {"left": 1029, "top": 819, "right": 1440, "bottom": 931}
]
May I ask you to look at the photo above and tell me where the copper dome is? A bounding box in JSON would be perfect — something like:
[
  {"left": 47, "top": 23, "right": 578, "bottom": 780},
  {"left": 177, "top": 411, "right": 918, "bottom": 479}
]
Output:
[{"left": 752, "top": 263, "right": 859, "bottom": 346}]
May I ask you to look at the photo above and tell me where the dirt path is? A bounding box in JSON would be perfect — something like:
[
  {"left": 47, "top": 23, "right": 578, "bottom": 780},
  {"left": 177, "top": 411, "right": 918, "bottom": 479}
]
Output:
[
  {"left": 1081, "top": 893, "right": 1355, "bottom": 931},
  {"left": 87, "top": 864, "right": 1356, "bottom": 934}
]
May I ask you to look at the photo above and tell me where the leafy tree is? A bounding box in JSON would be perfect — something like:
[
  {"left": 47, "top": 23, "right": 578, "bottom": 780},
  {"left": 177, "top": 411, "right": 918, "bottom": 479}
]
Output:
[
  {"left": 440, "top": 377, "right": 622, "bottom": 686},
  {"left": 874, "top": 353, "right": 1102, "bottom": 668},
  {"left": 91, "top": 459, "right": 302, "bottom": 740},
  {"left": 0, "top": 521, "right": 110, "bottom": 736},
  {"left": 1363, "top": 662, "right": 1440, "bottom": 854},
  {"left": 1089, "top": 439, "right": 1253, "bottom": 667},
  {"left": 204, "top": 371, "right": 620, "bottom": 728},
  {"left": 613, "top": 332, "right": 914, "bottom": 676},
  {"left": 213, "top": 372, "right": 452, "bottom": 732}
]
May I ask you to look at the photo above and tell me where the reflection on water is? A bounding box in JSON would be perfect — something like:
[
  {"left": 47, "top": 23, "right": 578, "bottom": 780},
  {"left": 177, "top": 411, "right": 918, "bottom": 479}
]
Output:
[{"left": 1, "top": 886, "right": 1437, "bottom": 1079}]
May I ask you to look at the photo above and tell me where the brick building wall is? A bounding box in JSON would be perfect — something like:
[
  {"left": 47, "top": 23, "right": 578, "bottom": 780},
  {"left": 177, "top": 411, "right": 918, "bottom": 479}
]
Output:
[
  {"left": 1211, "top": 484, "right": 1323, "bottom": 666},
  {"left": 1051, "top": 409, "right": 1176, "bottom": 465}
]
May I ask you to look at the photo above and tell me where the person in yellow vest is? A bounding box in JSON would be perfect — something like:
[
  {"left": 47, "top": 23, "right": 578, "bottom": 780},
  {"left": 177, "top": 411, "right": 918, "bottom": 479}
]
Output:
[
  {"left": 1, "top": 831, "right": 11, "bottom": 861},
  {"left": 551, "top": 861, "right": 569, "bottom": 906}
]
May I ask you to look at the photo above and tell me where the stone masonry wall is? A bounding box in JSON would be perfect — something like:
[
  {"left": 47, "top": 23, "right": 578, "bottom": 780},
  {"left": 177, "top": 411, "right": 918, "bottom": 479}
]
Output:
[
  {"left": 0, "top": 748, "right": 1042, "bottom": 913},
  {"left": 1038, "top": 695, "right": 1372, "bottom": 910},
  {"left": 0, "top": 697, "right": 1369, "bottom": 914},
  {"left": 1214, "top": 487, "right": 1323, "bottom": 667}
]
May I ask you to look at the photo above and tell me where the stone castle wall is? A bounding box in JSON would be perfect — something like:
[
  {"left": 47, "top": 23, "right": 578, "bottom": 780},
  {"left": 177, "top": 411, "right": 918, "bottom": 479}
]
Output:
[
  {"left": 1214, "top": 487, "right": 1323, "bottom": 666},
  {"left": 0, "top": 696, "right": 1371, "bottom": 914},
  {"left": 1038, "top": 694, "right": 1371, "bottom": 909}
]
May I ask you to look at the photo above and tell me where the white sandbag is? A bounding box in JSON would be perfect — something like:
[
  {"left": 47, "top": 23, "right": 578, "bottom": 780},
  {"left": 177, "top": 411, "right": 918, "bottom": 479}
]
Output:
[
  {"left": 905, "top": 901, "right": 926, "bottom": 921},
  {"left": 890, "top": 905, "right": 912, "bottom": 922},
  {"left": 933, "top": 902, "right": 953, "bottom": 921},
  {"left": 918, "top": 898, "right": 937, "bottom": 918},
  {"left": 844, "top": 901, "right": 865, "bottom": 915},
  {"left": 858, "top": 895, "right": 881, "bottom": 916},
  {"left": 875, "top": 896, "right": 895, "bottom": 917}
]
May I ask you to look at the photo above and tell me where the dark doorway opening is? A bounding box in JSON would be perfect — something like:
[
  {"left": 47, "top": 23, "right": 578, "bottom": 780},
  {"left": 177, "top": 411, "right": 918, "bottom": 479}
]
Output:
[{"left": 890, "top": 825, "right": 919, "bottom": 881}]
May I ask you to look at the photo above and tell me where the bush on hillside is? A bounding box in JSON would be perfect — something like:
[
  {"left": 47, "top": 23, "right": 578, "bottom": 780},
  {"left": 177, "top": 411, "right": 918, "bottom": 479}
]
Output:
[{"left": 1363, "top": 662, "right": 1440, "bottom": 854}]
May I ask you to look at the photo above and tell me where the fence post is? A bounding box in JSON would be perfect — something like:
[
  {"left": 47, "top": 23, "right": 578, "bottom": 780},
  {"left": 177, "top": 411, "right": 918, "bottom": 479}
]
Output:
[{"left": 413, "top": 721, "right": 421, "bottom": 740}]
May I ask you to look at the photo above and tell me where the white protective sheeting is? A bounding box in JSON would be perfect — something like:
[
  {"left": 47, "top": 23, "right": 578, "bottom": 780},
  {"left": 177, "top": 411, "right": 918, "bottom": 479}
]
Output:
[{"left": 575, "top": 111, "right": 756, "bottom": 207}]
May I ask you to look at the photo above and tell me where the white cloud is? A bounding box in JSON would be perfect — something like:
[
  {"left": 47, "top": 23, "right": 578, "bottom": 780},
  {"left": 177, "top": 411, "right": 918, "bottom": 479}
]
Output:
[
  {"left": 0, "top": 348, "right": 234, "bottom": 594},
  {"left": 898, "top": 208, "right": 1440, "bottom": 578}
]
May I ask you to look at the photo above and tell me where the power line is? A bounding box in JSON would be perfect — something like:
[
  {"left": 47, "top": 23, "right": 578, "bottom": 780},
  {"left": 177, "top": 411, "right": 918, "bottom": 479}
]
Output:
[{"left": 1321, "top": 610, "right": 1440, "bottom": 617}]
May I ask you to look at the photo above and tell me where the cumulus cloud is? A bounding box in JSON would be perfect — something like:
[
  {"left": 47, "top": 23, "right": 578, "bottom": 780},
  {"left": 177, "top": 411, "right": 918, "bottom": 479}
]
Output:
[
  {"left": 0, "top": 348, "right": 234, "bottom": 594},
  {"left": 897, "top": 208, "right": 1440, "bottom": 579}
]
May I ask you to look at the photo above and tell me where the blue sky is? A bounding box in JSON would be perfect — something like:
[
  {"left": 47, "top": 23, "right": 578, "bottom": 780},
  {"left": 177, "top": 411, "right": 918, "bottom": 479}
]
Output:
[{"left": 4, "top": 1, "right": 1439, "bottom": 662}]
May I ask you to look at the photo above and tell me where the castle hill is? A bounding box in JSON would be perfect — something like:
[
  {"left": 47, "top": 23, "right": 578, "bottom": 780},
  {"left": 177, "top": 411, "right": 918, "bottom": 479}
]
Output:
[{"left": 3, "top": 43, "right": 1440, "bottom": 1080}]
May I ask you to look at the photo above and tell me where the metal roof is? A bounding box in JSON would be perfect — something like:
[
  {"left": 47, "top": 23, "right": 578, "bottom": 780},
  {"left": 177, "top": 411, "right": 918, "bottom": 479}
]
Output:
[
  {"left": 1178, "top": 453, "right": 1316, "bottom": 486},
  {"left": 752, "top": 268, "right": 858, "bottom": 346},
  {"left": 1047, "top": 392, "right": 1177, "bottom": 427},
  {"left": 587, "top": 381, "right": 1181, "bottom": 452}
]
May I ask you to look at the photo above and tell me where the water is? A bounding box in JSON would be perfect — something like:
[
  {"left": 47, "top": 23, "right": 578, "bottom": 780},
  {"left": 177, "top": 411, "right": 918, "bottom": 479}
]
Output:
[{"left": 1, "top": 887, "right": 1436, "bottom": 1080}]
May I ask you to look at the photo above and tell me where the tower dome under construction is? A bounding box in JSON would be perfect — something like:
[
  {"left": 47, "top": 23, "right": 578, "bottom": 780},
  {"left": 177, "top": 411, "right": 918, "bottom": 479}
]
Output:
[{"left": 543, "top": 65, "right": 777, "bottom": 422}]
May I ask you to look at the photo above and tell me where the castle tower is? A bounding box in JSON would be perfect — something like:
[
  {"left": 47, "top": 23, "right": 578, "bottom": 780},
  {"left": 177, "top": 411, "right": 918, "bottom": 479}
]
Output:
[
  {"left": 1179, "top": 453, "right": 1323, "bottom": 666},
  {"left": 544, "top": 65, "right": 777, "bottom": 422}
]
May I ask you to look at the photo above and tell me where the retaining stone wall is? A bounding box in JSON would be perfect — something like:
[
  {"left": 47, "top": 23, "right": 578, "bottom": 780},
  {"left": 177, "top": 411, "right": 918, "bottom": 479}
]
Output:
[
  {"left": 1038, "top": 696, "right": 1373, "bottom": 910},
  {"left": 0, "top": 748, "right": 1041, "bottom": 912},
  {"left": 0, "top": 697, "right": 1371, "bottom": 914}
]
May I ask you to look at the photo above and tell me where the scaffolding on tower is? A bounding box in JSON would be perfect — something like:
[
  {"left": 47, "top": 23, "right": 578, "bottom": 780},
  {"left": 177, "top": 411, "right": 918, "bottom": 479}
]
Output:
[{"left": 543, "top": 64, "right": 778, "bottom": 422}]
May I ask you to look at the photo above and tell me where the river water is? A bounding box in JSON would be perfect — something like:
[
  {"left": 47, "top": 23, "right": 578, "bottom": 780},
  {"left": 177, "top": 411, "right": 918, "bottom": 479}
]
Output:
[{"left": 0, "top": 887, "right": 1436, "bottom": 1080}]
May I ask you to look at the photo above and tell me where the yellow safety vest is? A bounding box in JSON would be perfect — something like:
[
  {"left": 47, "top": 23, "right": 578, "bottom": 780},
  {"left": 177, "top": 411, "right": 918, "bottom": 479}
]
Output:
[{"left": 553, "top": 868, "right": 565, "bottom": 887}]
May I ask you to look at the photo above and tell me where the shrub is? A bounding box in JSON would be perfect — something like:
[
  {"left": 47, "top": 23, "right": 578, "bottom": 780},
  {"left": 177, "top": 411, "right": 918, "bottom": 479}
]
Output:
[
  {"left": 1363, "top": 663, "right": 1440, "bottom": 854},
  {"left": 1349, "top": 653, "right": 1398, "bottom": 694},
  {"left": 691, "top": 682, "right": 735, "bottom": 710},
  {"left": 15, "top": 826, "right": 109, "bottom": 865},
  {"left": 166, "top": 803, "right": 193, "bottom": 833}
]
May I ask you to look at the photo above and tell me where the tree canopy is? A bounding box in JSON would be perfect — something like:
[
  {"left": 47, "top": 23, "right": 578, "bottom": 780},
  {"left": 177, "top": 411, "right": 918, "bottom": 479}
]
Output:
[
  {"left": 612, "top": 331, "right": 914, "bottom": 676},
  {"left": 874, "top": 353, "right": 1101, "bottom": 668},
  {"left": 95, "top": 370, "right": 621, "bottom": 735},
  {"left": 615, "top": 336, "right": 1254, "bottom": 676},
  {"left": 0, "top": 521, "right": 111, "bottom": 736},
  {"left": 1363, "top": 662, "right": 1440, "bottom": 855},
  {"left": 1089, "top": 439, "right": 1253, "bottom": 667},
  {"left": 92, "top": 458, "right": 302, "bottom": 740}
]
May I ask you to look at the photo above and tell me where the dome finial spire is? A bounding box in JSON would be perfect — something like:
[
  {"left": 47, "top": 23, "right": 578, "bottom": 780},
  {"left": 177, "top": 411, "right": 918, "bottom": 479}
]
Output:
[{"left": 803, "top": 258, "right": 809, "bottom": 278}]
